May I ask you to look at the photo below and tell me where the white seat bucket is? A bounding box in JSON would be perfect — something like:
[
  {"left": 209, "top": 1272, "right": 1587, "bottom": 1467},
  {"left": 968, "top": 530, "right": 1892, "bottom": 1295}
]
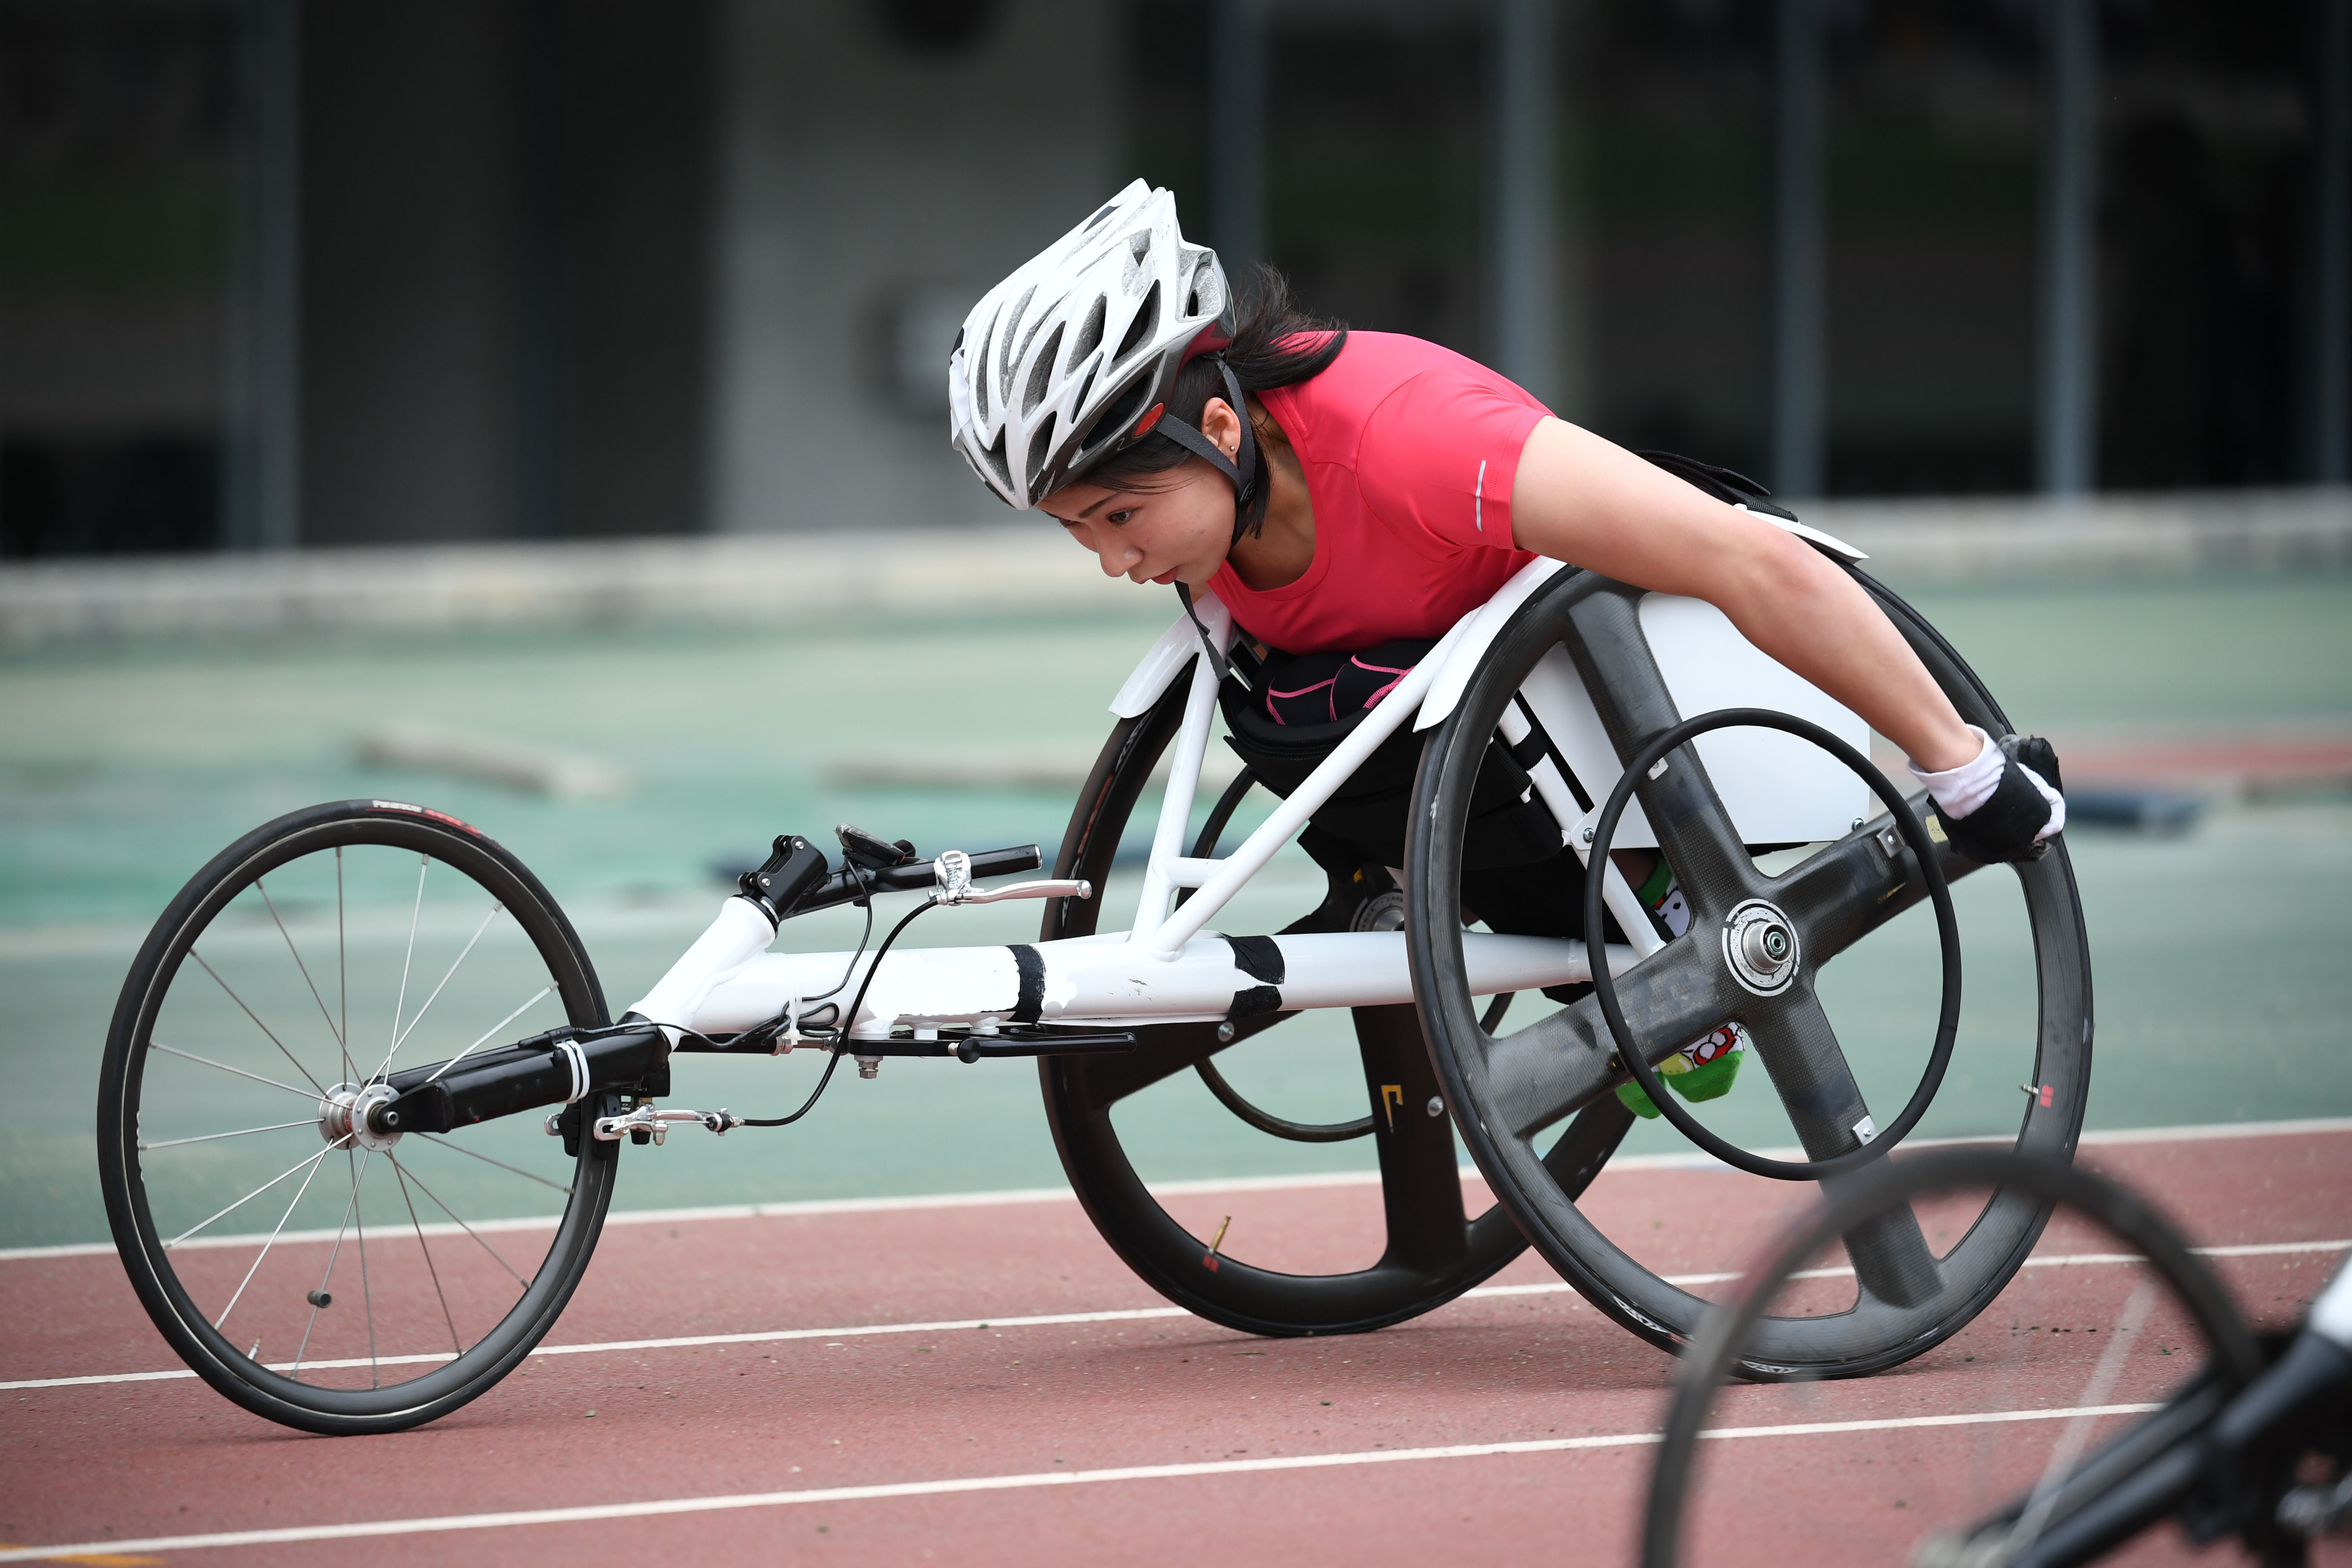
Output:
[{"left": 1513, "top": 593, "right": 1872, "bottom": 849}]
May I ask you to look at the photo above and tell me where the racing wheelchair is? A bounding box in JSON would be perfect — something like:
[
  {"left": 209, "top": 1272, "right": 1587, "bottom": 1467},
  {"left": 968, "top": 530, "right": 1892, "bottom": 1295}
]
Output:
[{"left": 96, "top": 514, "right": 2092, "bottom": 1434}]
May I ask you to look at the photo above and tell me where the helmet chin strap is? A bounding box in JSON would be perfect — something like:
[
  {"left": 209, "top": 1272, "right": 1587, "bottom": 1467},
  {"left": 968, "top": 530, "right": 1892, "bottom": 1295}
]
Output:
[
  {"left": 1146, "top": 357, "right": 1265, "bottom": 545},
  {"left": 1146, "top": 356, "right": 1263, "bottom": 687}
]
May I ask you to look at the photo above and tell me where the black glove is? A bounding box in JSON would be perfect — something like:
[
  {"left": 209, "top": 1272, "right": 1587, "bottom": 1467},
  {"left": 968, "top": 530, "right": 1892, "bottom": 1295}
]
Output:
[{"left": 1939, "top": 735, "right": 2065, "bottom": 865}]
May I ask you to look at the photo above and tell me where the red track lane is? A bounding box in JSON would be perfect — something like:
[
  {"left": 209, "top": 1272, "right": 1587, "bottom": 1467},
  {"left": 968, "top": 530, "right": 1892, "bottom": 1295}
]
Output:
[{"left": 3, "top": 1129, "right": 2347, "bottom": 1566}]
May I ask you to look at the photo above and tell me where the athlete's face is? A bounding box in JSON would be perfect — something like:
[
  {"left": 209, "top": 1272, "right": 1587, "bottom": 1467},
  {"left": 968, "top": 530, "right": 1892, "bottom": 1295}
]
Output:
[{"left": 1040, "top": 397, "right": 1244, "bottom": 588}]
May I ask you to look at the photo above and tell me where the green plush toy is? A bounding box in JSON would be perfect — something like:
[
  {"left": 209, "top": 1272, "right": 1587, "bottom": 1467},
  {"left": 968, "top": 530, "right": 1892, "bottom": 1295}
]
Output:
[
  {"left": 1615, "top": 1024, "right": 1748, "bottom": 1118},
  {"left": 1612, "top": 861, "right": 1748, "bottom": 1119}
]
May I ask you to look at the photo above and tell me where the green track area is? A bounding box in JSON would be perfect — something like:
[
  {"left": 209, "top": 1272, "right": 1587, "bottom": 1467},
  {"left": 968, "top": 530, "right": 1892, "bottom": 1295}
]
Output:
[{"left": 4, "top": 572, "right": 2349, "bottom": 1249}]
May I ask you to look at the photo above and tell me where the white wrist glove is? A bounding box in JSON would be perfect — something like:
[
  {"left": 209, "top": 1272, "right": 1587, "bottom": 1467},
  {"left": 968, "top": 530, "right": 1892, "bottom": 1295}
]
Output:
[{"left": 1908, "top": 724, "right": 2066, "bottom": 843}]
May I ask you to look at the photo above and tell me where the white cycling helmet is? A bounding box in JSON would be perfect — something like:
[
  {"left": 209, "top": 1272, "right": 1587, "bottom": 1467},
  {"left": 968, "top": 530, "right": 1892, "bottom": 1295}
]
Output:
[{"left": 949, "top": 180, "right": 1236, "bottom": 509}]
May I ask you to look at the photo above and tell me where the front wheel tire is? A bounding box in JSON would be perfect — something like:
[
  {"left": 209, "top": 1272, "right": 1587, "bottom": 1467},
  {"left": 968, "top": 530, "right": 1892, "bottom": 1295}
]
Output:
[{"left": 97, "top": 800, "right": 617, "bottom": 1434}]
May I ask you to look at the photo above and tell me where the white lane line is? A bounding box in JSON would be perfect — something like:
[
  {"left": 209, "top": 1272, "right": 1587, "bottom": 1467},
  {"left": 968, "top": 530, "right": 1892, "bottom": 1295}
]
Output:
[
  {"left": 0, "top": 1401, "right": 2165, "bottom": 1563},
  {"left": 11, "top": 1113, "right": 2349, "bottom": 1263},
  {"left": 8, "top": 1240, "right": 2341, "bottom": 1394}
]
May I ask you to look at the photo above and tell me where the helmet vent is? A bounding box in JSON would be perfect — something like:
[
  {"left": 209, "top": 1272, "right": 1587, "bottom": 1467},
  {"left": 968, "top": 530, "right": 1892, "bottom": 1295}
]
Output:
[
  {"left": 1190, "top": 260, "right": 1222, "bottom": 319},
  {"left": 1023, "top": 325, "right": 1064, "bottom": 416},
  {"left": 976, "top": 430, "right": 1012, "bottom": 491},
  {"left": 999, "top": 285, "right": 1035, "bottom": 400},
  {"left": 973, "top": 304, "right": 1001, "bottom": 424},
  {"left": 1083, "top": 199, "right": 1119, "bottom": 231},
  {"left": 1070, "top": 295, "right": 1106, "bottom": 366},
  {"left": 1112, "top": 282, "right": 1160, "bottom": 366},
  {"left": 1025, "top": 422, "right": 1056, "bottom": 497},
  {"left": 1086, "top": 372, "right": 1154, "bottom": 453},
  {"left": 1071, "top": 359, "right": 1098, "bottom": 417}
]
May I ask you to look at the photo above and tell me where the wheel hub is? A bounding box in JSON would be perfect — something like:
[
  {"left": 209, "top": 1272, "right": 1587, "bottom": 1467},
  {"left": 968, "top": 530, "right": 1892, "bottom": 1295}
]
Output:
[
  {"left": 1722, "top": 899, "right": 1799, "bottom": 996},
  {"left": 318, "top": 1081, "right": 403, "bottom": 1154}
]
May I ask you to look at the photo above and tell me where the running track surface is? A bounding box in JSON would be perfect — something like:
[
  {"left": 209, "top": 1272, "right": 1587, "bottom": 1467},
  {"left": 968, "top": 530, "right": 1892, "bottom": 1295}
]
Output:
[{"left": 3, "top": 1124, "right": 2348, "bottom": 1567}]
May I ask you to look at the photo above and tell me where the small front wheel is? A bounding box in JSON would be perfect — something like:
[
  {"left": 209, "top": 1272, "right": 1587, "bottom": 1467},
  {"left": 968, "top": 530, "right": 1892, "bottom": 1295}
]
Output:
[{"left": 97, "top": 800, "right": 617, "bottom": 1435}]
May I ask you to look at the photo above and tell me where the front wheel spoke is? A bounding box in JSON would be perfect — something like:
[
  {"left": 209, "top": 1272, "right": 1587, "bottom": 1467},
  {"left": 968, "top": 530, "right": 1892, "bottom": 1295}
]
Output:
[
  {"left": 379, "top": 855, "right": 431, "bottom": 1080},
  {"left": 390, "top": 1155, "right": 532, "bottom": 1290},
  {"left": 212, "top": 1141, "right": 336, "bottom": 1331},
  {"left": 393, "top": 1159, "right": 464, "bottom": 1356},
  {"left": 1484, "top": 960, "right": 1738, "bottom": 1138},
  {"left": 148, "top": 1043, "right": 319, "bottom": 1103},
  {"left": 167, "top": 1139, "right": 344, "bottom": 1249},
  {"left": 142, "top": 1118, "right": 315, "bottom": 1152},
  {"left": 256, "top": 877, "right": 346, "bottom": 1067},
  {"left": 384, "top": 899, "right": 507, "bottom": 1068},
  {"left": 416, "top": 1131, "right": 573, "bottom": 1195},
  {"left": 418, "top": 984, "right": 555, "bottom": 1088},
  {"left": 191, "top": 951, "right": 327, "bottom": 1097},
  {"left": 336, "top": 847, "right": 349, "bottom": 1076},
  {"left": 351, "top": 1150, "right": 380, "bottom": 1388},
  {"left": 292, "top": 1149, "right": 371, "bottom": 1373}
]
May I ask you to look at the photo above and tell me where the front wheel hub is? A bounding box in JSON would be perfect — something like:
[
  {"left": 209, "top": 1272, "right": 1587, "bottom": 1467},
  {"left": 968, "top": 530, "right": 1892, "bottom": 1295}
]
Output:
[{"left": 318, "top": 1081, "right": 404, "bottom": 1154}]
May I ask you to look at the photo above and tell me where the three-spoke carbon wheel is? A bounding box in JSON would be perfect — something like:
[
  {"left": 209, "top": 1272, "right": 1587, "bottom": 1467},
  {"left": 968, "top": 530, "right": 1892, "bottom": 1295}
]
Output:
[
  {"left": 1408, "top": 567, "right": 2093, "bottom": 1375},
  {"left": 98, "top": 800, "right": 618, "bottom": 1434},
  {"left": 1038, "top": 667, "right": 1636, "bottom": 1337}
]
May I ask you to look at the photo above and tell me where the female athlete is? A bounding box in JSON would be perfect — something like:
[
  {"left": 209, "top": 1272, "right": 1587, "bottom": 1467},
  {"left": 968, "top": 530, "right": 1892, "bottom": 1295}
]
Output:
[{"left": 947, "top": 182, "right": 2063, "bottom": 1114}]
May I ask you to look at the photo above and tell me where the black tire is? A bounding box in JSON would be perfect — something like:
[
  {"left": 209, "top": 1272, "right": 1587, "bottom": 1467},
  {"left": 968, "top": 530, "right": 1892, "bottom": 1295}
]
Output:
[
  {"left": 97, "top": 800, "right": 617, "bottom": 1435},
  {"left": 1037, "top": 667, "right": 1635, "bottom": 1337},
  {"left": 1643, "top": 1149, "right": 2265, "bottom": 1568},
  {"left": 1407, "top": 567, "right": 2094, "bottom": 1373}
]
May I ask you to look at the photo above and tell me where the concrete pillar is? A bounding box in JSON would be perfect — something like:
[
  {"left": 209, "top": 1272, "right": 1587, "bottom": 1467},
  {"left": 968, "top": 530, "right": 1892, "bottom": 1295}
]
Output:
[
  {"left": 1488, "top": 0, "right": 1560, "bottom": 408},
  {"left": 1769, "top": 0, "right": 1827, "bottom": 499},
  {"left": 2313, "top": 0, "right": 2351, "bottom": 483},
  {"left": 515, "top": 0, "right": 564, "bottom": 539},
  {"left": 1207, "top": 0, "right": 1267, "bottom": 272},
  {"left": 222, "top": 0, "right": 302, "bottom": 549},
  {"left": 2036, "top": 0, "right": 2099, "bottom": 496}
]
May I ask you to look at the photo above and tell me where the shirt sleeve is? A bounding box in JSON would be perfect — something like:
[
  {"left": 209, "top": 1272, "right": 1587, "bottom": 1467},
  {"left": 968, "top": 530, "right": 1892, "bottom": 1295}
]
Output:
[{"left": 1353, "top": 368, "right": 1548, "bottom": 554}]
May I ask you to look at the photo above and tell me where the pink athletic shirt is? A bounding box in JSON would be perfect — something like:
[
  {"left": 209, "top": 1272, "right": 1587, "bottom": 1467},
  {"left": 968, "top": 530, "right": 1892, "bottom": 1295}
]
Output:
[{"left": 1207, "top": 331, "right": 1548, "bottom": 654}]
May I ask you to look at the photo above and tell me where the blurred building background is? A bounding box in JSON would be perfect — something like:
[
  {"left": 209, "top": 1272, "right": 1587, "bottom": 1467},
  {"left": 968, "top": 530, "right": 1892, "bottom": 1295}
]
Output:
[{"left": 1, "top": 0, "right": 2346, "bottom": 558}]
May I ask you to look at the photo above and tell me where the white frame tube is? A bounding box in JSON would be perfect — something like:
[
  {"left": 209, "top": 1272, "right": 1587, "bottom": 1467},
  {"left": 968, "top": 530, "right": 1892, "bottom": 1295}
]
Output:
[
  {"left": 688, "top": 927, "right": 1628, "bottom": 1040},
  {"left": 1139, "top": 616, "right": 1471, "bottom": 958},
  {"left": 1498, "top": 700, "right": 1663, "bottom": 959},
  {"left": 1128, "top": 642, "right": 1225, "bottom": 942}
]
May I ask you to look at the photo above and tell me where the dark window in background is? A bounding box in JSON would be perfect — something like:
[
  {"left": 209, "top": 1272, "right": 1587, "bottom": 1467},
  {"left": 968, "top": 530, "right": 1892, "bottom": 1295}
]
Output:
[
  {"left": 1126, "top": 0, "right": 2332, "bottom": 499},
  {"left": 0, "top": 0, "right": 237, "bottom": 556},
  {"left": 1578, "top": 0, "right": 1775, "bottom": 480},
  {"left": 299, "top": 0, "right": 713, "bottom": 547},
  {"left": 1127, "top": 3, "right": 1489, "bottom": 361},
  {"left": 1263, "top": 17, "right": 1488, "bottom": 357},
  {"left": 2102, "top": 0, "right": 2312, "bottom": 490},
  {"left": 2, "top": 0, "right": 711, "bottom": 558},
  {"left": 1816, "top": 0, "right": 2039, "bottom": 495}
]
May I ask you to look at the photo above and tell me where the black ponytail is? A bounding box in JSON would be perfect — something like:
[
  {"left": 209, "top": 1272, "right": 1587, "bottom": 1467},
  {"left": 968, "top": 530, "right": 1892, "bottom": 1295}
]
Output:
[{"left": 1081, "top": 263, "right": 1345, "bottom": 535}]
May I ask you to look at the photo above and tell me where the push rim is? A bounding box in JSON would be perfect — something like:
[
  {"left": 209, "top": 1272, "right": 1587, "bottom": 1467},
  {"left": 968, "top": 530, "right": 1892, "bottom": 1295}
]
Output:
[
  {"left": 1407, "top": 566, "right": 2093, "bottom": 1372},
  {"left": 1037, "top": 663, "right": 1635, "bottom": 1337},
  {"left": 97, "top": 800, "right": 616, "bottom": 1435},
  {"left": 1587, "top": 706, "right": 1963, "bottom": 1182}
]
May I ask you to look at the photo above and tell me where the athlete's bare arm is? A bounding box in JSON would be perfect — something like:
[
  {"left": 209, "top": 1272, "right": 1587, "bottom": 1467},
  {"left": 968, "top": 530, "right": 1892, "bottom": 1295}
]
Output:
[{"left": 1509, "top": 416, "right": 1980, "bottom": 773}]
